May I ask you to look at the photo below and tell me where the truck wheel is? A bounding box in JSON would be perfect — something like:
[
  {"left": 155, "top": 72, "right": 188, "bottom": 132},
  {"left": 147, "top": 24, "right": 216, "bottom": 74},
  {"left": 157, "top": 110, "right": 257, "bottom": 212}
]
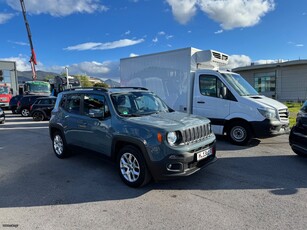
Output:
[
  {"left": 32, "top": 111, "right": 45, "bottom": 121},
  {"left": 117, "top": 146, "right": 151, "bottom": 188},
  {"left": 21, "top": 108, "right": 30, "bottom": 117},
  {"left": 228, "top": 121, "right": 252, "bottom": 146},
  {"left": 52, "top": 131, "right": 70, "bottom": 159}
]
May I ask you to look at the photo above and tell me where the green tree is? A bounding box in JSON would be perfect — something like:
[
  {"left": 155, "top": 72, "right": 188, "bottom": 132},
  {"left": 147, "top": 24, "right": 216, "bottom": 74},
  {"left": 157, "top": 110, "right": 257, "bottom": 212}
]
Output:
[
  {"left": 93, "top": 82, "right": 109, "bottom": 88},
  {"left": 74, "top": 75, "right": 94, "bottom": 87}
]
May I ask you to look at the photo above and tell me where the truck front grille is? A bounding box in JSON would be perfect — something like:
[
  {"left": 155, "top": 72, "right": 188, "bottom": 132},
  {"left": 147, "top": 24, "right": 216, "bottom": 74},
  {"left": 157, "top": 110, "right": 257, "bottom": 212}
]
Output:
[
  {"left": 279, "top": 108, "right": 289, "bottom": 122},
  {"left": 181, "top": 124, "right": 212, "bottom": 145}
]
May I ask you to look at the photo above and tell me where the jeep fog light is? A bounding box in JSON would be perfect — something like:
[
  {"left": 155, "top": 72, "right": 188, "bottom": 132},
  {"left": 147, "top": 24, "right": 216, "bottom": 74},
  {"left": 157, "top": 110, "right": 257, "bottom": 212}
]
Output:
[{"left": 167, "top": 132, "right": 177, "bottom": 146}]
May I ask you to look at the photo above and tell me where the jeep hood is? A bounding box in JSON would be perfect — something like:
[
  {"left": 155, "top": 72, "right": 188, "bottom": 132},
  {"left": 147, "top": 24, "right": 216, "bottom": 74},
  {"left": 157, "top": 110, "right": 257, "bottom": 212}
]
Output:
[{"left": 127, "top": 111, "right": 210, "bottom": 130}]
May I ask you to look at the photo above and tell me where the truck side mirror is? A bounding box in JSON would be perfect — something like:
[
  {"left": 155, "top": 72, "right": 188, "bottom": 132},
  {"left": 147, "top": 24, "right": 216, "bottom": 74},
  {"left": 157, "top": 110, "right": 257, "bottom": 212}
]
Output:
[{"left": 219, "top": 86, "right": 227, "bottom": 99}]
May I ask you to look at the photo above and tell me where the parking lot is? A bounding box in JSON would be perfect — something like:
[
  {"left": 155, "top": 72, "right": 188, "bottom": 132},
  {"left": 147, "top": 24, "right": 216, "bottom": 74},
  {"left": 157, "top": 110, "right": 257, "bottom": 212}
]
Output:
[{"left": 1, "top": 111, "right": 307, "bottom": 230}]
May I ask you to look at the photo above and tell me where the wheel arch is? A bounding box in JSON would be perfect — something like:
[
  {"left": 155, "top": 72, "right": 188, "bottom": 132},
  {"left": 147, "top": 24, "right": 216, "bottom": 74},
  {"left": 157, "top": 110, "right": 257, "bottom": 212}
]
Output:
[
  {"left": 224, "top": 118, "right": 255, "bottom": 137},
  {"left": 111, "top": 136, "right": 148, "bottom": 162}
]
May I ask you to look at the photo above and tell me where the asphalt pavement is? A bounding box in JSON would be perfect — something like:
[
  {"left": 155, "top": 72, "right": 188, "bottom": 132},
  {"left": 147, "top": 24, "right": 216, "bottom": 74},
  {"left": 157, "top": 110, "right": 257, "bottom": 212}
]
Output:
[{"left": 0, "top": 111, "right": 306, "bottom": 230}]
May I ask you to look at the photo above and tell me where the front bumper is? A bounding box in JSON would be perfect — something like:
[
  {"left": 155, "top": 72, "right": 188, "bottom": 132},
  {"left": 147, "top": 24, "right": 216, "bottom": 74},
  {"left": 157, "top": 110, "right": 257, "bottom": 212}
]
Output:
[
  {"left": 0, "top": 114, "right": 5, "bottom": 123},
  {"left": 251, "top": 119, "right": 290, "bottom": 138},
  {"left": 0, "top": 102, "right": 9, "bottom": 108},
  {"left": 289, "top": 126, "right": 307, "bottom": 156},
  {"left": 146, "top": 141, "right": 217, "bottom": 181}
]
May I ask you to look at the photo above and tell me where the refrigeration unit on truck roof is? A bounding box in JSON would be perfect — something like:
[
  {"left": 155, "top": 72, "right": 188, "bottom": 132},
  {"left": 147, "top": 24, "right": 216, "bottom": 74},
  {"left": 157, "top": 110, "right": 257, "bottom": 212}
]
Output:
[{"left": 194, "top": 50, "right": 229, "bottom": 70}]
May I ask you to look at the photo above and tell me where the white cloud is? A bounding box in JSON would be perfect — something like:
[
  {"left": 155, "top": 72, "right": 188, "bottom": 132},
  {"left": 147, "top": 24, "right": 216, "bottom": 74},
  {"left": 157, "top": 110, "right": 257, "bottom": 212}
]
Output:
[
  {"left": 158, "top": 31, "right": 166, "bottom": 35},
  {"left": 166, "top": 0, "right": 275, "bottom": 30},
  {"left": 152, "top": 37, "right": 158, "bottom": 43},
  {"left": 1, "top": 55, "right": 33, "bottom": 71},
  {"left": 224, "top": 54, "right": 252, "bottom": 69},
  {"left": 129, "top": 53, "right": 138, "bottom": 57},
  {"left": 6, "top": 0, "right": 108, "bottom": 17},
  {"left": 8, "top": 40, "right": 29, "bottom": 46},
  {"left": 64, "top": 38, "right": 145, "bottom": 51},
  {"left": 296, "top": 44, "right": 304, "bottom": 47},
  {"left": 166, "top": 0, "right": 197, "bottom": 24},
  {"left": 69, "top": 61, "right": 110, "bottom": 75},
  {"left": 45, "top": 61, "right": 120, "bottom": 80},
  {"left": 0, "top": 13, "right": 14, "bottom": 24},
  {"left": 214, "top": 29, "right": 223, "bottom": 34}
]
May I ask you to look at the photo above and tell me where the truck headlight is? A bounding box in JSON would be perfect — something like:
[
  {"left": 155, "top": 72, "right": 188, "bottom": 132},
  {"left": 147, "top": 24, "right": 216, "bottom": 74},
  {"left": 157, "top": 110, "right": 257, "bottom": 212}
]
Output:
[
  {"left": 258, "top": 108, "right": 277, "bottom": 119},
  {"left": 167, "top": 131, "right": 178, "bottom": 146}
]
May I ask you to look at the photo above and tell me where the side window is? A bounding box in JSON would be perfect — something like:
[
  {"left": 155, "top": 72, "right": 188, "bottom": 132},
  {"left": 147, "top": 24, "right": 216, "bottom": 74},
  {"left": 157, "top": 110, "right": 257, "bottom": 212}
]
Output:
[
  {"left": 199, "top": 75, "right": 227, "bottom": 99},
  {"left": 83, "top": 94, "right": 108, "bottom": 117},
  {"left": 64, "top": 94, "right": 81, "bottom": 114},
  {"left": 199, "top": 75, "right": 217, "bottom": 97},
  {"left": 59, "top": 95, "right": 67, "bottom": 109}
]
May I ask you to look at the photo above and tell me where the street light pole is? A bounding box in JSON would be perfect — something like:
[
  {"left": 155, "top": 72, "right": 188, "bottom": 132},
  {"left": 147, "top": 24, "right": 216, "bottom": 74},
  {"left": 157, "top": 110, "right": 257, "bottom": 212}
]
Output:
[{"left": 65, "top": 67, "right": 69, "bottom": 89}]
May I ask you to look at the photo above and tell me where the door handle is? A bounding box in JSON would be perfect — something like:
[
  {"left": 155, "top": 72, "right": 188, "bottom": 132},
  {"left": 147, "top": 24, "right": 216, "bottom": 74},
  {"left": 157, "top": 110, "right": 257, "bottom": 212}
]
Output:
[{"left": 197, "top": 101, "right": 205, "bottom": 104}]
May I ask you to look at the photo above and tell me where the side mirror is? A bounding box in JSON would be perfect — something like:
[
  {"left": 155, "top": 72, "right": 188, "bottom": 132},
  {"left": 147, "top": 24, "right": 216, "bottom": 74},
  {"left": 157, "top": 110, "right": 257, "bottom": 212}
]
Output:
[{"left": 89, "top": 109, "right": 104, "bottom": 119}]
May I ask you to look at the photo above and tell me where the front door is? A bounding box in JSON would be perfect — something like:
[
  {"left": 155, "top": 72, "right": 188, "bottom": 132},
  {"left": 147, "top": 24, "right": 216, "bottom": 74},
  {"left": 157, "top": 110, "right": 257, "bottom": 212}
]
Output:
[{"left": 193, "top": 74, "right": 233, "bottom": 135}]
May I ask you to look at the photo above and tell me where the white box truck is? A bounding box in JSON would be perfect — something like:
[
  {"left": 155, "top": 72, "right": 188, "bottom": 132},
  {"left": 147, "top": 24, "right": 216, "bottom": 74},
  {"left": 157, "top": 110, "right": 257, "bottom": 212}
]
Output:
[{"left": 120, "top": 47, "right": 290, "bottom": 145}]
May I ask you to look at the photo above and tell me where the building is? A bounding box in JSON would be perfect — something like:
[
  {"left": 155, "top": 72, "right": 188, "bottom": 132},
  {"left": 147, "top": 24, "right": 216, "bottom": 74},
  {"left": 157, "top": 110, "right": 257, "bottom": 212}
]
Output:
[
  {"left": 233, "top": 60, "right": 307, "bottom": 102},
  {"left": 0, "top": 60, "right": 18, "bottom": 95}
]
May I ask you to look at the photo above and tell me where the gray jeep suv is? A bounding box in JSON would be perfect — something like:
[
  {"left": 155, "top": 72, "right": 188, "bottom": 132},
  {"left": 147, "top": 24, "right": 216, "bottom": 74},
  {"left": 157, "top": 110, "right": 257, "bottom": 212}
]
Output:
[{"left": 49, "top": 87, "right": 217, "bottom": 187}]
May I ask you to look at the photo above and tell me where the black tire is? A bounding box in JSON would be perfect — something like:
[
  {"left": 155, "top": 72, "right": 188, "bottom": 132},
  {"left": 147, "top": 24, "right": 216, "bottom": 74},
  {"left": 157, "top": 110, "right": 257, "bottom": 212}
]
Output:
[
  {"left": 52, "top": 131, "right": 70, "bottom": 159},
  {"left": 21, "top": 108, "right": 30, "bottom": 117},
  {"left": 0, "top": 120, "right": 4, "bottom": 124},
  {"left": 117, "top": 145, "right": 151, "bottom": 188},
  {"left": 291, "top": 147, "right": 307, "bottom": 157},
  {"left": 228, "top": 121, "right": 252, "bottom": 146},
  {"left": 32, "top": 111, "right": 45, "bottom": 121}
]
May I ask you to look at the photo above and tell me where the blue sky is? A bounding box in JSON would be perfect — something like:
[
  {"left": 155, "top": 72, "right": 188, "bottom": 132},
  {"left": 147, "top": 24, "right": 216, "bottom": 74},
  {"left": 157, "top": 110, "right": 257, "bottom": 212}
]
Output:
[{"left": 0, "top": 0, "right": 306, "bottom": 81}]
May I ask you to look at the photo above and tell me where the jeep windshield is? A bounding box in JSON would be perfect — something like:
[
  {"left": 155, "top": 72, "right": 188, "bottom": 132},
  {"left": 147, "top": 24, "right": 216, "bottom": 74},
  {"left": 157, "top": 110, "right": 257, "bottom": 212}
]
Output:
[
  {"left": 111, "top": 92, "right": 171, "bottom": 117},
  {"left": 221, "top": 73, "right": 258, "bottom": 96}
]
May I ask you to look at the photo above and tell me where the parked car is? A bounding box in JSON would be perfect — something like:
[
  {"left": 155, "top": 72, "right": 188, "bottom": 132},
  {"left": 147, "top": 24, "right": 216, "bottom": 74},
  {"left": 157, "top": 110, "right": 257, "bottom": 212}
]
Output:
[
  {"left": 30, "top": 96, "right": 57, "bottom": 121},
  {"left": 9, "top": 94, "right": 23, "bottom": 114},
  {"left": 17, "top": 95, "right": 48, "bottom": 117},
  {"left": 289, "top": 100, "right": 307, "bottom": 156},
  {"left": 0, "top": 107, "right": 5, "bottom": 124},
  {"left": 49, "top": 87, "right": 217, "bottom": 187}
]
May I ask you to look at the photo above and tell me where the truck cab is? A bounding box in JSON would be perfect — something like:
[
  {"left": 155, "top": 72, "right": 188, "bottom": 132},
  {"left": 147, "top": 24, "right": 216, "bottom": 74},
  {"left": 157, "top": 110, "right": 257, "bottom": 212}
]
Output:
[
  {"left": 192, "top": 69, "right": 289, "bottom": 145},
  {"left": 0, "top": 84, "right": 12, "bottom": 109}
]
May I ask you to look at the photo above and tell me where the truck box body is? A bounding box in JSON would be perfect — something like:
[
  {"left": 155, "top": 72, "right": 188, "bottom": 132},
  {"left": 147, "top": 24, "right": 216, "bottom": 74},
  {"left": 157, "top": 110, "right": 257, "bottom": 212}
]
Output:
[
  {"left": 120, "top": 47, "right": 290, "bottom": 145},
  {"left": 121, "top": 47, "right": 203, "bottom": 112}
]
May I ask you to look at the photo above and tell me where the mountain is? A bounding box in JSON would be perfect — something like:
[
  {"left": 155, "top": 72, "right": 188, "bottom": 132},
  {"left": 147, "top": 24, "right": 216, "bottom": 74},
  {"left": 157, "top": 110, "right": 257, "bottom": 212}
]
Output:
[
  {"left": 105, "top": 79, "right": 120, "bottom": 87},
  {"left": 17, "top": 70, "right": 58, "bottom": 83}
]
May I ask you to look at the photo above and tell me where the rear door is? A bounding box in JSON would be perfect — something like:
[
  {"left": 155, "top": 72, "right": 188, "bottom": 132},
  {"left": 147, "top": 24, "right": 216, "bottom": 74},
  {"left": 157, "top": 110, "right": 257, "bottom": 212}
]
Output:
[{"left": 80, "top": 93, "right": 112, "bottom": 156}]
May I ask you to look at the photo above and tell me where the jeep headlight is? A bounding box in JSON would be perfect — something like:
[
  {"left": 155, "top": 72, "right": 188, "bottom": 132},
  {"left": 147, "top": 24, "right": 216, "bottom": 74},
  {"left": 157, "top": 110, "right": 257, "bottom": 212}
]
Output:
[
  {"left": 258, "top": 108, "right": 277, "bottom": 119},
  {"left": 167, "top": 131, "right": 178, "bottom": 146}
]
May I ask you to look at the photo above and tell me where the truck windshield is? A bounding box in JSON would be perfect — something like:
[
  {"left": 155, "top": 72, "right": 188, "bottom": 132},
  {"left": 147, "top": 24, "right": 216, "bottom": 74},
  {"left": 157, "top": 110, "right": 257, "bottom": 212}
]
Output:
[
  {"left": 111, "top": 92, "right": 171, "bottom": 116},
  {"left": 221, "top": 73, "right": 258, "bottom": 96},
  {"left": 0, "top": 86, "right": 9, "bottom": 94},
  {"left": 25, "top": 81, "right": 50, "bottom": 94}
]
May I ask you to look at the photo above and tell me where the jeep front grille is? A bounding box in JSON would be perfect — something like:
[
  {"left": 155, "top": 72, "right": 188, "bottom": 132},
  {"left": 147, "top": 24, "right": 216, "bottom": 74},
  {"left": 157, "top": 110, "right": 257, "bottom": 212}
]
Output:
[{"left": 181, "top": 124, "right": 212, "bottom": 145}]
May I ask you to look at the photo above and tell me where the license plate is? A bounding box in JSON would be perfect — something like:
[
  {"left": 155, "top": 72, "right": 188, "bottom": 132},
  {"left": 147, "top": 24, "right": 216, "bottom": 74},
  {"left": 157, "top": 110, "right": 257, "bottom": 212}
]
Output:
[{"left": 196, "top": 148, "right": 212, "bottom": 161}]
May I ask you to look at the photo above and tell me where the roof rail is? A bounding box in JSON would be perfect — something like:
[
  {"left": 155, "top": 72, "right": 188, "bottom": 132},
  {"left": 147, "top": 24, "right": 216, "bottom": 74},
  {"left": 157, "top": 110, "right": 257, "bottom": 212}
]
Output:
[
  {"left": 63, "top": 87, "right": 108, "bottom": 92},
  {"left": 110, "top": 87, "right": 148, "bottom": 91}
]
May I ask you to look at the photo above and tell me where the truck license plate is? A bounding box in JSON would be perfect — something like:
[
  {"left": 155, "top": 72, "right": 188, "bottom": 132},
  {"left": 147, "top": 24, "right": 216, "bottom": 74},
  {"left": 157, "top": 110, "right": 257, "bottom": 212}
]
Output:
[{"left": 196, "top": 148, "right": 212, "bottom": 161}]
